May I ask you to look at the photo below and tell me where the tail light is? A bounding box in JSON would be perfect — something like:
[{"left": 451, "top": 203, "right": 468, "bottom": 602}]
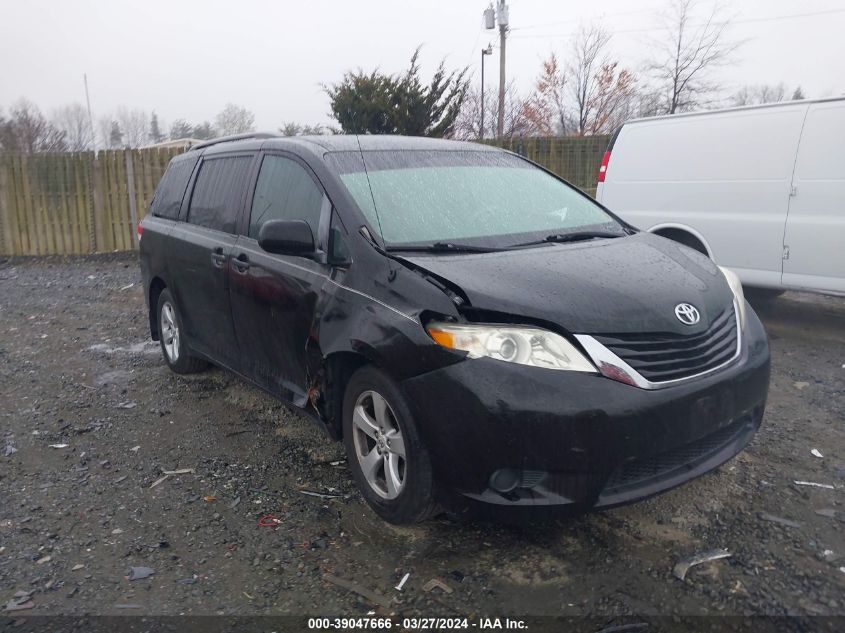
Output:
[
  {"left": 136, "top": 221, "right": 144, "bottom": 242},
  {"left": 597, "top": 150, "right": 611, "bottom": 183}
]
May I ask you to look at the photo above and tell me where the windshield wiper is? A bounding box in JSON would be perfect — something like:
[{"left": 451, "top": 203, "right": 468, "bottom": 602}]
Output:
[
  {"left": 386, "top": 241, "right": 505, "bottom": 254},
  {"left": 510, "top": 230, "right": 627, "bottom": 248}
]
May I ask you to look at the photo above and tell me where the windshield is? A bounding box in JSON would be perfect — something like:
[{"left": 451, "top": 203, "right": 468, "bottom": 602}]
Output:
[{"left": 326, "top": 149, "right": 623, "bottom": 249}]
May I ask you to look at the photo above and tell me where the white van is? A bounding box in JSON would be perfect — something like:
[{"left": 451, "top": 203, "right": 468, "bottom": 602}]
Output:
[{"left": 596, "top": 97, "right": 845, "bottom": 296}]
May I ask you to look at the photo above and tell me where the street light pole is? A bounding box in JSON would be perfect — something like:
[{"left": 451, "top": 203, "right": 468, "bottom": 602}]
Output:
[{"left": 480, "top": 45, "right": 492, "bottom": 139}]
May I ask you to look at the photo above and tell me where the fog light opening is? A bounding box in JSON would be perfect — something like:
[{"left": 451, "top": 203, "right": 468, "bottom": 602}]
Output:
[{"left": 489, "top": 468, "right": 520, "bottom": 493}]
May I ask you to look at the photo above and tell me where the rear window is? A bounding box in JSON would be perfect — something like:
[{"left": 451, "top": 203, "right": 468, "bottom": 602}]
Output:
[
  {"left": 150, "top": 155, "right": 199, "bottom": 219},
  {"left": 187, "top": 156, "right": 252, "bottom": 233}
]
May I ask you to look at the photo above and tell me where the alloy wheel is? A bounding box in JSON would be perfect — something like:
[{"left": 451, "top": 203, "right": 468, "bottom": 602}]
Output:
[
  {"left": 352, "top": 390, "right": 407, "bottom": 499},
  {"left": 160, "top": 301, "right": 180, "bottom": 363}
]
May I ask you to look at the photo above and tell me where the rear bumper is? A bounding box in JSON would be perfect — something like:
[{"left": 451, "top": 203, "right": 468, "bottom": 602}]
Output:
[{"left": 401, "top": 307, "right": 770, "bottom": 512}]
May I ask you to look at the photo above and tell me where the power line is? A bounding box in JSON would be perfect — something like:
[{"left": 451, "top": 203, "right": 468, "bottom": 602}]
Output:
[
  {"left": 511, "top": 8, "right": 656, "bottom": 32},
  {"left": 510, "top": 7, "right": 845, "bottom": 40}
]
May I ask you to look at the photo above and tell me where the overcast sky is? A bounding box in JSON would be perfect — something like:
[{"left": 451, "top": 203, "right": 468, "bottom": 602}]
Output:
[{"left": 2, "top": 0, "right": 844, "bottom": 133}]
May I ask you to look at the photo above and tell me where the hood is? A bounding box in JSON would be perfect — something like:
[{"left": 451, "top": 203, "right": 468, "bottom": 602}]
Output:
[{"left": 401, "top": 233, "right": 735, "bottom": 335}]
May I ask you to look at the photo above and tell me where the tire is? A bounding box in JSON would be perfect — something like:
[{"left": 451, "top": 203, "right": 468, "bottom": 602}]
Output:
[
  {"left": 342, "top": 366, "right": 440, "bottom": 524},
  {"left": 156, "top": 288, "right": 208, "bottom": 374}
]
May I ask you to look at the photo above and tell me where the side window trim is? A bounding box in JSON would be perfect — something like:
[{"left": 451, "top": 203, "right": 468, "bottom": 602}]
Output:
[
  {"left": 243, "top": 150, "right": 332, "bottom": 251},
  {"left": 181, "top": 151, "right": 258, "bottom": 233}
]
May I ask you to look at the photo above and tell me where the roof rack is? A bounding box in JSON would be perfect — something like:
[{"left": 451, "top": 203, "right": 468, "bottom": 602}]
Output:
[{"left": 189, "top": 132, "right": 280, "bottom": 151}]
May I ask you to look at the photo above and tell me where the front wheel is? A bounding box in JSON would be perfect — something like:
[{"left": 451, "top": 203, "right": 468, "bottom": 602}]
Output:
[
  {"left": 342, "top": 366, "right": 440, "bottom": 524},
  {"left": 156, "top": 288, "right": 208, "bottom": 374}
]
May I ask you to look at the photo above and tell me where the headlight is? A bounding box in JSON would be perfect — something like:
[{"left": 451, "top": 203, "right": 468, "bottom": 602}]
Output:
[
  {"left": 426, "top": 322, "right": 597, "bottom": 372},
  {"left": 719, "top": 266, "right": 747, "bottom": 328}
]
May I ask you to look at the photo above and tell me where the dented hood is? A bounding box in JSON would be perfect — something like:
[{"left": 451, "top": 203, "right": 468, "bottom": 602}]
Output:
[{"left": 401, "top": 233, "right": 735, "bottom": 336}]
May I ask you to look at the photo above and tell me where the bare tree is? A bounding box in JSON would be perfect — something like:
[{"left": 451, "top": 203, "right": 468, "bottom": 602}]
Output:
[
  {"left": 634, "top": 90, "right": 666, "bottom": 118},
  {"left": 215, "top": 104, "right": 255, "bottom": 136},
  {"left": 192, "top": 121, "right": 216, "bottom": 140},
  {"left": 279, "top": 122, "right": 326, "bottom": 136},
  {"left": 116, "top": 107, "right": 149, "bottom": 147},
  {"left": 0, "top": 99, "right": 67, "bottom": 153},
  {"left": 453, "top": 80, "right": 532, "bottom": 140},
  {"left": 523, "top": 53, "right": 568, "bottom": 136},
  {"left": 567, "top": 25, "right": 612, "bottom": 134},
  {"left": 564, "top": 26, "right": 638, "bottom": 135},
  {"left": 96, "top": 116, "right": 114, "bottom": 149},
  {"left": 648, "top": 0, "right": 740, "bottom": 114},
  {"left": 52, "top": 103, "right": 93, "bottom": 151},
  {"left": 585, "top": 63, "right": 637, "bottom": 134},
  {"left": 731, "top": 83, "right": 787, "bottom": 106}
]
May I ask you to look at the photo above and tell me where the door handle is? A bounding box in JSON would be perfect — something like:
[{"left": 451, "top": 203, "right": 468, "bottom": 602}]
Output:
[
  {"left": 210, "top": 248, "right": 227, "bottom": 268},
  {"left": 232, "top": 253, "right": 250, "bottom": 273}
]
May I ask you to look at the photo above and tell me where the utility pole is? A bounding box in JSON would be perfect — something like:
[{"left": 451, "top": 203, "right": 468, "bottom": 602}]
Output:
[
  {"left": 480, "top": 44, "right": 493, "bottom": 139},
  {"left": 484, "top": 2, "right": 509, "bottom": 138},
  {"left": 83, "top": 74, "right": 97, "bottom": 152}
]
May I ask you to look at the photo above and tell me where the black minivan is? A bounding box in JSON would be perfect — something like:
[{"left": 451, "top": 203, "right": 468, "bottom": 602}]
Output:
[{"left": 139, "top": 134, "right": 770, "bottom": 524}]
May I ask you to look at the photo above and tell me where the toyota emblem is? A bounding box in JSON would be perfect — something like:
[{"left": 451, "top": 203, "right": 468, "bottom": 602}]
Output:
[{"left": 675, "top": 303, "right": 701, "bottom": 325}]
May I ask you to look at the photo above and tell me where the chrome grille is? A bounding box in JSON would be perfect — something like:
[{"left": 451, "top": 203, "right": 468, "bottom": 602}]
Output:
[{"left": 592, "top": 306, "right": 739, "bottom": 383}]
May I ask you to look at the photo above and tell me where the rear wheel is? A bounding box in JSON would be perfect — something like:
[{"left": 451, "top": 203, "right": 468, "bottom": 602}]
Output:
[
  {"left": 156, "top": 288, "right": 208, "bottom": 374},
  {"left": 342, "top": 366, "right": 439, "bottom": 524}
]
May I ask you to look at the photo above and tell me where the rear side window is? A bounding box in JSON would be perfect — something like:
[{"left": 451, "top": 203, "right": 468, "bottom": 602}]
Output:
[
  {"left": 187, "top": 156, "right": 252, "bottom": 233},
  {"left": 248, "top": 155, "right": 324, "bottom": 239},
  {"left": 150, "top": 155, "right": 199, "bottom": 219}
]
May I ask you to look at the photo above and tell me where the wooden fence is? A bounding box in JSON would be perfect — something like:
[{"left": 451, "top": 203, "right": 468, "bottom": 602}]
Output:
[
  {"left": 0, "top": 135, "right": 610, "bottom": 256},
  {"left": 0, "top": 148, "right": 182, "bottom": 256}
]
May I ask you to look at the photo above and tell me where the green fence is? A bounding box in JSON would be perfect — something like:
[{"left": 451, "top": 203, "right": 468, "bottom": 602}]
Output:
[
  {"left": 484, "top": 135, "right": 610, "bottom": 198},
  {"left": 0, "top": 135, "right": 610, "bottom": 256}
]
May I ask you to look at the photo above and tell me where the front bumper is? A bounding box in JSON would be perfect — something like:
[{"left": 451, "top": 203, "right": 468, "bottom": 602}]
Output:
[{"left": 401, "top": 306, "right": 770, "bottom": 512}]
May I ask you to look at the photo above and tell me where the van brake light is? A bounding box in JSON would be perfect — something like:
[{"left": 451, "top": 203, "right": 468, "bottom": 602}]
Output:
[
  {"left": 597, "top": 150, "right": 611, "bottom": 183},
  {"left": 136, "top": 221, "right": 144, "bottom": 242}
]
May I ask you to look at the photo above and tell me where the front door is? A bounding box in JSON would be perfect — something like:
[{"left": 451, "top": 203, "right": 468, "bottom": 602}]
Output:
[
  {"left": 168, "top": 154, "right": 254, "bottom": 369},
  {"left": 228, "top": 153, "right": 330, "bottom": 405}
]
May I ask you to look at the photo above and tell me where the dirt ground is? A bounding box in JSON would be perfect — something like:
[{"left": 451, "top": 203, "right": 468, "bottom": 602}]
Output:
[{"left": 0, "top": 253, "right": 843, "bottom": 619}]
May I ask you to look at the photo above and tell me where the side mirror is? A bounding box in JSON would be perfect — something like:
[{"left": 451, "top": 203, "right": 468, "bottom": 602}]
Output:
[{"left": 258, "top": 219, "right": 315, "bottom": 257}]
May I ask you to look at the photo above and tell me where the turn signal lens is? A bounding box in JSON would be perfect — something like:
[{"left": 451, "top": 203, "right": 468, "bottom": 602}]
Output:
[{"left": 426, "top": 322, "right": 597, "bottom": 373}]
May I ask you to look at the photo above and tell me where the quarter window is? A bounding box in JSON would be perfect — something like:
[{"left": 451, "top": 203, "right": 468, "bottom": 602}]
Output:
[
  {"left": 187, "top": 156, "right": 252, "bottom": 233},
  {"left": 249, "top": 155, "right": 324, "bottom": 239},
  {"left": 150, "top": 155, "right": 199, "bottom": 220}
]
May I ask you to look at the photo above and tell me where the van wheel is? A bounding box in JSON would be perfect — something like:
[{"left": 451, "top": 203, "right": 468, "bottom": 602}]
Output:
[
  {"left": 342, "top": 366, "right": 440, "bottom": 524},
  {"left": 156, "top": 289, "right": 208, "bottom": 374}
]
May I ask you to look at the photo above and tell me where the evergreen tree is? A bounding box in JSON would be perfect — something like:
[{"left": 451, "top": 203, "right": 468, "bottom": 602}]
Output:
[
  {"left": 149, "top": 111, "right": 164, "bottom": 143},
  {"left": 109, "top": 121, "right": 123, "bottom": 148}
]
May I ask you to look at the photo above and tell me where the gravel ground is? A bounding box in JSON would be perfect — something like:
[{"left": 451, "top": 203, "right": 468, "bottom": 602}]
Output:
[{"left": 0, "top": 253, "right": 843, "bottom": 618}]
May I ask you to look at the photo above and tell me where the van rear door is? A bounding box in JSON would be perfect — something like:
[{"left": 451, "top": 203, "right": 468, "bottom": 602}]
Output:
[
  {"left": 782, "top": 100, "right": 845, "bottom": 294},
  {"left": 168, "top": 154, "right": 254, "bottom": 369}
]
